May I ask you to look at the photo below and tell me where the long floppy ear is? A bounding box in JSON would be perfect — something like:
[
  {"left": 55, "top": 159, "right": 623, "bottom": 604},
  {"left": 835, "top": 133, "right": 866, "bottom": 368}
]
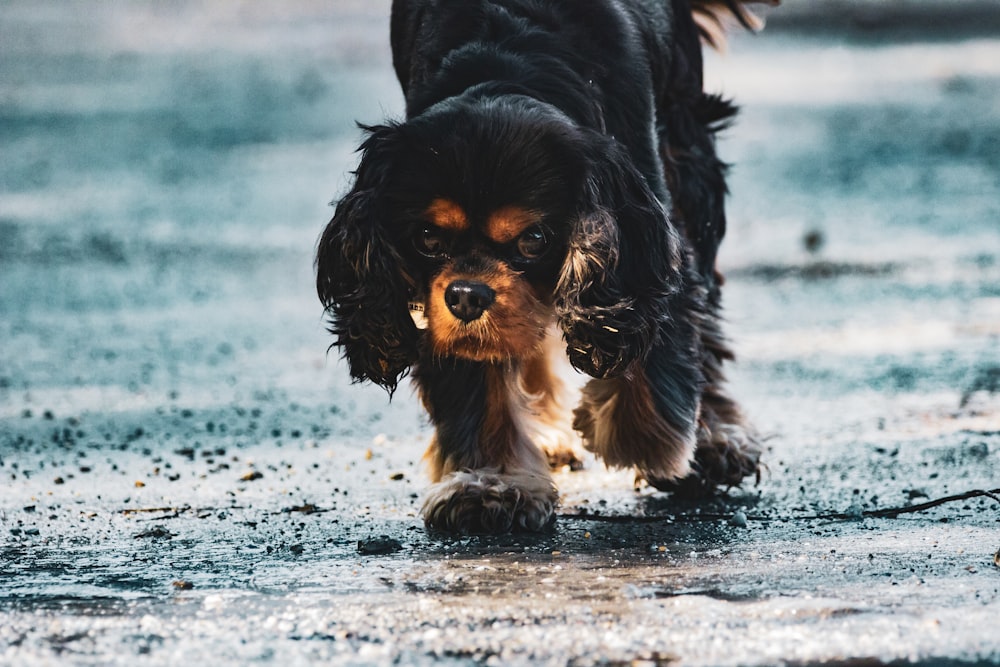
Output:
[
  {"left": 555, "top": 136, "right": 684, "bottom": 379},
  {"left": 316, "top": 123, "right": 418, "bottom": 394}
]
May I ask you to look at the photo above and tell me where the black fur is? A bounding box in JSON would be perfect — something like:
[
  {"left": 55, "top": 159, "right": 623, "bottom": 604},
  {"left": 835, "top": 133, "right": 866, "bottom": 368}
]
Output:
[
  {"left": 411, "top": 352, "right": 491, "bottom": 469},
  {"left": 316, "top": 124, "right": 419, "bottom": 393},
  {"left": 317, "top": 0, "right": 766, "bottom": 534}
]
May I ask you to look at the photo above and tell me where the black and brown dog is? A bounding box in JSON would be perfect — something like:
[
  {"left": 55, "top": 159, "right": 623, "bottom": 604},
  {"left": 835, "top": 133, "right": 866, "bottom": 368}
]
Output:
[{"left": 317, "top": 0, "right": 773, "bottom": 534}]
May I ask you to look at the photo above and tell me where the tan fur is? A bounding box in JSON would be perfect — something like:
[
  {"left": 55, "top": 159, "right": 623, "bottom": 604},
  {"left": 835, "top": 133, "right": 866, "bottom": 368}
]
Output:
[
  {"left": 481, "top": 363, "right": 552, "bottom": 473},
  {"left": 521, "top": 329, "right": 583, "bottom": 469},
  {"left": 426, "top": 263, "right": 550, "bottom": 362},
  {"left": 573, "top": 372, "right": 695, "bottom": 482},
  {"left": 422, "top": 362, "right": 553, "bottom": 480},
  {"left": 425, "top": 197, "right": 469, "bottom": 232},
  {"left": 691, "top": 0, "right": 777, "bottom": 50},
  {"left": 421, "top": 362, "right": 559, "bottom": 533},
  {"left": 423, "top": 434, "right": 445, "bottom": 483},
  {"left": 485, "top": 206, "right": 540, "bottom": 244}
]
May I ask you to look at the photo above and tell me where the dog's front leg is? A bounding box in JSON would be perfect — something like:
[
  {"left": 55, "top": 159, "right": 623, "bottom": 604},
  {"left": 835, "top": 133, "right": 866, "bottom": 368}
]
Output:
[
  {"left": 572, "top": 342, "right": 701, "bottom": 485},
  {"left": 413, "top": 356, "right": 557, "bottom": 534}
]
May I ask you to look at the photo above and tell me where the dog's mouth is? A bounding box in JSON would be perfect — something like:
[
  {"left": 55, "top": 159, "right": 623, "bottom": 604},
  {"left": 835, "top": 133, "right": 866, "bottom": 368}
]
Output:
[{"left": 424, "top": 270, "right": 551, "bottom": 361}]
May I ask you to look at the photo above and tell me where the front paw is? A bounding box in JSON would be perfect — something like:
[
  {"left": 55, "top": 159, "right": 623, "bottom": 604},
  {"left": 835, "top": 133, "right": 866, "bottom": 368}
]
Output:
[
  {"left": 421, "top": 470, "right": 558, "bottom": 535},
  {"left": 542, "top": 442, "right": 585, "bottom": 471},
  {"left": 643, "top": 424, "right": 762, "bottom": 498},
  {"left": 564, "top": 335, "right": 630, "bottom": 379},
  {"left": 532, "top": 421, "right": 585, "bottom": 472},
  {"left": 561, "top": 319, "right": 643, "bottom": 380}
]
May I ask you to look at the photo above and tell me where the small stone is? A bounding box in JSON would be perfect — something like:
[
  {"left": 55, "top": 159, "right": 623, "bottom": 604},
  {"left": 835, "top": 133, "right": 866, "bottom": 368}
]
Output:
[
  {"left": 357, "top": 536, "right": 403, "bottom": 555},
  {"left": 135, "top": 526, "right": 174, "bottom": 540},
  {"left": 730, "top": 510, "right": 748, "bottom": 528}
]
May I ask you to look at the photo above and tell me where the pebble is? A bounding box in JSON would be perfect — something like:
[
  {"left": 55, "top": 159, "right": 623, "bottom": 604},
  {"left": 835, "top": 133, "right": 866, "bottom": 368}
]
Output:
[{"left": 358, "top": 536, "right": 403, "bottom": 555}]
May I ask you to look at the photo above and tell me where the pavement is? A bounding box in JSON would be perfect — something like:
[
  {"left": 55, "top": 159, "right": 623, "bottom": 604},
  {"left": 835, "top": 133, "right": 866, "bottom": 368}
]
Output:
[{"left": 1, "top": 1, "right": 998, "bottom": 665}]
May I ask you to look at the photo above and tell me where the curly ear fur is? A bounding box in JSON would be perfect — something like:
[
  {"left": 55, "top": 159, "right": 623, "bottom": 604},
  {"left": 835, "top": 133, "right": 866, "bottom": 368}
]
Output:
[
  {"left": 556, "top": 135, "right": 684, "bottom": 379},
  {"left": 316, "top": 124, "right": 418, "bottom": 394}
]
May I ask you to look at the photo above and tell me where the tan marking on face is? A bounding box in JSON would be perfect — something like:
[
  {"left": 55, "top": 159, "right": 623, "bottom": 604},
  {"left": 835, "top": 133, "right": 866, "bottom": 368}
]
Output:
[
  {"left": 425, "top": 261, "right": 552, "bottom": 362},
  {"left": 486, "top": 206, "right": 540, "bottom": 244},
  {"left": 425, "top": 198, "right": 469, "bottom": 232}
]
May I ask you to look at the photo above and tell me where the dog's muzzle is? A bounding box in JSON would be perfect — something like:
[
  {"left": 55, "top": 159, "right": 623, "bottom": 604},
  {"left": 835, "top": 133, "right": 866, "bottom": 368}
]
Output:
[{"left": 445, "top": 280, "right": 495, "bottom": 322}]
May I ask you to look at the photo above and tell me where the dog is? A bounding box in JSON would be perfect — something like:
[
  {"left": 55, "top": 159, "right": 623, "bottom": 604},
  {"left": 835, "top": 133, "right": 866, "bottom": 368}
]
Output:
[{"left": 317, "top": 0, "right": 773, "bottom": 534}]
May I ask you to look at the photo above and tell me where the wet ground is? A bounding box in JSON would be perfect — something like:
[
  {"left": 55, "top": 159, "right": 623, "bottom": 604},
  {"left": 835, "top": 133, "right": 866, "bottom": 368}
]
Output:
[{"left": 1, "top": 1, "right": 999, "bottom": 665}]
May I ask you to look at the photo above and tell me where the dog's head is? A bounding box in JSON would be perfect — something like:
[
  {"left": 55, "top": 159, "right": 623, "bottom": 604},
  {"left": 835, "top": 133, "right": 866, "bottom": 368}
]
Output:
[{"left": 317, "top": 96, "right": 682, "bottom": 393}]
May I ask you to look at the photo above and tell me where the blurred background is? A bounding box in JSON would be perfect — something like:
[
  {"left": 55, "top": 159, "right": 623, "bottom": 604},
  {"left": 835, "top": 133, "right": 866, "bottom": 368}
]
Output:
[
  {"left": 1, "top": 2, "right": 404, "bottom": 419},
  {"left": 1, "top": 0, "right": 998, "bottom": 421},
  {"left": 1, "top": 0, "right": 997, "bottom": 423}
]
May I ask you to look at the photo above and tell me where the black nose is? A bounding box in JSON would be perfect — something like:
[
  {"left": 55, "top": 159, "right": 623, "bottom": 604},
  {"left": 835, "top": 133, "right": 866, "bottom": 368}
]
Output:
[{"left": 445, "top": 280, "right": 495, "bottom": 322}]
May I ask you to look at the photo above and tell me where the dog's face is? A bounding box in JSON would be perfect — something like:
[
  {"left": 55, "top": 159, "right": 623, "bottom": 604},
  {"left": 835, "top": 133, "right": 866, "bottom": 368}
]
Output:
[
  {"left": 390, "top": 101, "right": 585, "bottom": 363},
  {"left": 317, "top": 96, "right": 683, "bottom": 391},
  {"left": 414, "top": 197, "right": 561, "bottom": 361}
]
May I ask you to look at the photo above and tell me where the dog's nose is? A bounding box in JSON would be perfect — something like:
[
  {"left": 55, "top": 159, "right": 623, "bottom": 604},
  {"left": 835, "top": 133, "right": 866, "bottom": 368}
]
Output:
[{"left": 445, "top": 280, "right": 495, "bottom": 322}]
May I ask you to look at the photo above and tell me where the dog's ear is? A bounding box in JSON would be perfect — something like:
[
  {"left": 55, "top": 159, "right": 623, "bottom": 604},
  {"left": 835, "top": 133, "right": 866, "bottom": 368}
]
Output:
[
  {"left": 556, "top": 136, "right": 683, "bottom": 379},
  {"left": 316, "top": 123, "right": 418, "bottom": 394}
]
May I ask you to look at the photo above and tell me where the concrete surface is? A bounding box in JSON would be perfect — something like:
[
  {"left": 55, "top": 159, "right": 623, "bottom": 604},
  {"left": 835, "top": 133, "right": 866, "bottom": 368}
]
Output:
[{"left": 1, "top": 1, "right": 998, "bottom": 665}]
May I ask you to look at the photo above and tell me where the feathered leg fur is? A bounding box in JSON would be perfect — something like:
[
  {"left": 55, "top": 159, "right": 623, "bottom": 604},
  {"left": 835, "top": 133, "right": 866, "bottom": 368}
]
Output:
[
  {"left": 647, "top": 0, "right": 762, "bottom": 495},
  {"left": 416, "top": 342, "right": 574, "bottom": 534},
  {"left": 573, "top": 0, "right": 764, "bottom": 495}
]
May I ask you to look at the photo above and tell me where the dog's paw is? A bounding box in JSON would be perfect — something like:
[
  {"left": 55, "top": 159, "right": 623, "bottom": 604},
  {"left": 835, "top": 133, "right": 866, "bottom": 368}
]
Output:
[
  {"left": 421, "top": 470, "right": 558, "bottom": 535},
  {"left": 532, "top": 422, "right": 585, "bottom": 472},
  {"left": 643, "top": 423, "right": 761, "bottom": 498},
  {"left": 542, "top": 443, "right": 586, "bottom": 471},
  {"left": 563, "top": 333, "right": 634, "bottom": 380}
]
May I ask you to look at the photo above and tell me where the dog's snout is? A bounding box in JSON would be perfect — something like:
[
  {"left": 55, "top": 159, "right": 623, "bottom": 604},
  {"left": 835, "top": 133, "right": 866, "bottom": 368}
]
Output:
[{"left": 445, "top": 280, "right": 495, "bottom": 322}]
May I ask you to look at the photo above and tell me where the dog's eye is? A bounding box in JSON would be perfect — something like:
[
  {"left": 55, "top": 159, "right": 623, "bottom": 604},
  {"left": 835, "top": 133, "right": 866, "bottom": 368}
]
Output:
[
  {"left": 516, "top": 226, "right": 549, "bottom": 259},
  {"left": 415, "top": 226, "right": 448, "bottom": 257}
]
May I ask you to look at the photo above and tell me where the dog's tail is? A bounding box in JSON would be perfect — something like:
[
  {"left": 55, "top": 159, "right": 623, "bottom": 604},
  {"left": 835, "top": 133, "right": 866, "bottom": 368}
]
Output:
[{"left": 691, "top": 0, "right": 779, "bottom": 50}]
